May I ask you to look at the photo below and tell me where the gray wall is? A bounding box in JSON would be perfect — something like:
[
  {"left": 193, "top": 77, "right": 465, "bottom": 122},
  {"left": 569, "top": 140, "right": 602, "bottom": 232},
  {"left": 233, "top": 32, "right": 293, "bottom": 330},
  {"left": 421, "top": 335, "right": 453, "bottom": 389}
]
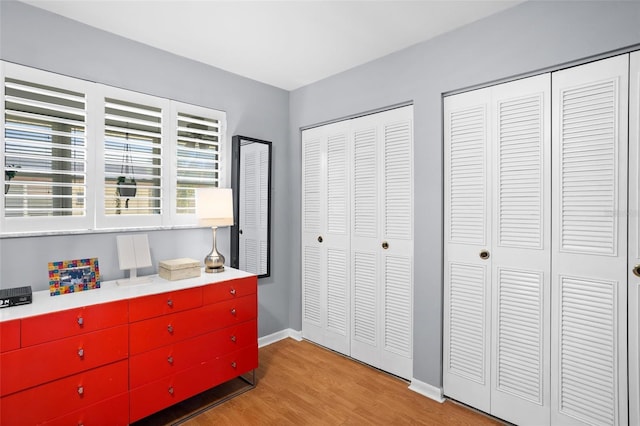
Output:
[
  {"left": 0, "top": 1, "right": 291, "bottom": 338},
  {"left": 289, "top": 0, "right": 640, "bottom": 388}
]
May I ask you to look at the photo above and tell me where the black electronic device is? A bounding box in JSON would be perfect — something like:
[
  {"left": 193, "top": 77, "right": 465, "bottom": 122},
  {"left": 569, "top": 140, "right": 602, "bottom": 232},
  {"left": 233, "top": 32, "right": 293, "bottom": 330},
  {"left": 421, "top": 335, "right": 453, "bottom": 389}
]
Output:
[{"left": 0, "top": 286, "right": 33, "bottom": 308}]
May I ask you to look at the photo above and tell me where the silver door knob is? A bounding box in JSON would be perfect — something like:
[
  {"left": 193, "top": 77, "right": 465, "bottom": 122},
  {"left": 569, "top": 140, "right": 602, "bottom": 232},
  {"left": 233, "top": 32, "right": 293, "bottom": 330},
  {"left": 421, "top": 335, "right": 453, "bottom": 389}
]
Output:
[
  {"left": 633, "top": 264, "right": 640, "bottom": 278},
  {"left": 479, "top": 250, "right": 490, "bottom": 260}
]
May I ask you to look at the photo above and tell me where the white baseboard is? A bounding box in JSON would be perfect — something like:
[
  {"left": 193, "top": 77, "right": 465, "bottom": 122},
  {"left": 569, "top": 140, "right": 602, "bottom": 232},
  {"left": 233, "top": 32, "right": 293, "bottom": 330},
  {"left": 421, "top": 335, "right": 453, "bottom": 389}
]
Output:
[
  {"left": 258, "top": 328, "right": 303, "bottom": 348},
  {"left": 408, "top": 378, "right": 445, "bottom": 403}
]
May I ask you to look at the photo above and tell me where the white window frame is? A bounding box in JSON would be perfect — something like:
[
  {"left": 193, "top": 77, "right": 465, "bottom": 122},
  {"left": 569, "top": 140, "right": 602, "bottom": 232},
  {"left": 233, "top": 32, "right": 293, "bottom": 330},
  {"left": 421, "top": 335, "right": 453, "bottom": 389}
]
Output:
[
  {"left": 0, "top": 61, "right": 228, "bottom": 236},
  {"left": 169, "top": 101, "right": 227, "bottom": 227}
]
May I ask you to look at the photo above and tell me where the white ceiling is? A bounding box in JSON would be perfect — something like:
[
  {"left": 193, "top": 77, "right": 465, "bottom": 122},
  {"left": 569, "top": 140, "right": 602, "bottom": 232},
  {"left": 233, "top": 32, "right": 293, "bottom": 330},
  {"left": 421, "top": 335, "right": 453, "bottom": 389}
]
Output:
[{"left": 21, "top": 0, "right": 523, "bottom": 90}]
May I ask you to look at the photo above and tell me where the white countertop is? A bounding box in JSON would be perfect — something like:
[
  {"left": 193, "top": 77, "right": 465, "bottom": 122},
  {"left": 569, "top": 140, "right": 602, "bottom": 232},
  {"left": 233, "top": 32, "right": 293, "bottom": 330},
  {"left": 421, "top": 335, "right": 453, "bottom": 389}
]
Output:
[{"left": 0, "top": 267, "right": 255, "bottom": 322}]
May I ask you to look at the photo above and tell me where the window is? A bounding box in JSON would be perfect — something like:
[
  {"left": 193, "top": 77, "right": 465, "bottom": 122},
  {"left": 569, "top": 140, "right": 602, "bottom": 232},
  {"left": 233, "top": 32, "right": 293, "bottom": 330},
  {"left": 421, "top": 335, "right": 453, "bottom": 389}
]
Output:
[
  {"left": 172, "top": 102, "right": 224, "bottom": 224},
  {"left": 1, "top": 62, "right": 226, "bottom": 235}
]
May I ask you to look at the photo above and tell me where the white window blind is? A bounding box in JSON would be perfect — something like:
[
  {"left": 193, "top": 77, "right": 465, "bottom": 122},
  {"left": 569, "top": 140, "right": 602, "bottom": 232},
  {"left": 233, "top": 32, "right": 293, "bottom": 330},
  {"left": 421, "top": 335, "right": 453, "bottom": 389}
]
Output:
[
  {"left": 103, "top": 98, "right": 163, "bottom": 216},
  {"left": 174, "top": 105, "right": 222, "bottom": 216},
  {"left": 1, "top": 62, "right": 226, "bottom": 235},
  {"left": 4, "top": 78, "right": 87, "bottom": 218}
]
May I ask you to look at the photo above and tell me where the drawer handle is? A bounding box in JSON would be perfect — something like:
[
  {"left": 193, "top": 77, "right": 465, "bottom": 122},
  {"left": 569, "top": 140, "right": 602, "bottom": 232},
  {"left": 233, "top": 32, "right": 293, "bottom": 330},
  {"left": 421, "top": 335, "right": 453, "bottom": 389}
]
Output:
[
  {"left": 230, "top": 335, "right": 237, "bottom": 343},
  {"left": 167, "top": 355, "right": 174, "bottom": 365},
  {"left": 230, "top": 288, "right": 236, "bottom": 296},
  {"left": 230, "top": 308, "right": 237, "bottom": 316},
  {"left": 77, "top": 348, "right": 84, "bottom": 358},
  {"left": 168, "top": 386, "right": 174, "bottom": 395},
  {"left": 167, "top": 298, "right": 173, "bottom": 307},
  {"left": 167, "top": 324, "right": 174, "bottom": 334},
  {"left": 231, "top": 361, "right": 237, "bottom": 369},
  {"left": 77, "top": 316, "right": 84, "bottom": 327},
  {"left": 77, "top": 385, "right": 84, "bottom": 396}
]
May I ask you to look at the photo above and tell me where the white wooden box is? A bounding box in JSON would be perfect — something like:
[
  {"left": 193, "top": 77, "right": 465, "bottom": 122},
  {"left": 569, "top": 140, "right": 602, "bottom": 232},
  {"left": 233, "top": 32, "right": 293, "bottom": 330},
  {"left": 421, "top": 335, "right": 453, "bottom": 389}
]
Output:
[{"left": 158, "top": 258, "right": 201, "bottom": 281}]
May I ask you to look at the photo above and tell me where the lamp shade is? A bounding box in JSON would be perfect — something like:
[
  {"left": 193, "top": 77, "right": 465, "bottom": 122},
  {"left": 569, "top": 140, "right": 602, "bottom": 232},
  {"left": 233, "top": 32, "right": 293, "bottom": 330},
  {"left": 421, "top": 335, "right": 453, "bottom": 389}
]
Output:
[{"left": 196, "top": 188, "right": 234, "bottom": 227}]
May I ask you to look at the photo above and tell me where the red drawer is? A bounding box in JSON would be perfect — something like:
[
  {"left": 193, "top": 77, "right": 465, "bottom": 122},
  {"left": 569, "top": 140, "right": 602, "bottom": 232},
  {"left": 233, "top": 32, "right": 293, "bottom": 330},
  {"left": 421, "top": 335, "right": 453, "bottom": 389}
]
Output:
[
  {"left": 129, "top": 362, "right": 217, "bottom": 423},
  {"left": 42, "top": 392, "right": 129, "bottom": 426},
  {"left": 203, "top": 276, "right": 257, "bottom": 304},
  {"left": 129, "top": 306, "right": 211, "bottom": 355},
  {"left": 130, "top": 331, "right": 212, "bottom": 388},
  {"left": 129, "top": 287, "right": 202, "bottom": 322},
  {"left": 0, "top": 320, "right": 20, "bottom": 353},
  {"left": 0, "top": 360, "right": 128, "bottom": 425},
  {"left": 209, "top": 320, "right": 258, "bottom": 358},
  {"left": 205, "top": 295, "right": 257, "bottom": 329},
  {"left": 215, "top": 344, "right": 259, "bottom": 384},
  {"left": 129, "top": 319, "right": 257, "bottom": 388},
  {"left": 1, "top": 325, "right": 128, "bottom": 396},
  {"left": 21, "top": 300, "right": 128, "bottom": 347}
]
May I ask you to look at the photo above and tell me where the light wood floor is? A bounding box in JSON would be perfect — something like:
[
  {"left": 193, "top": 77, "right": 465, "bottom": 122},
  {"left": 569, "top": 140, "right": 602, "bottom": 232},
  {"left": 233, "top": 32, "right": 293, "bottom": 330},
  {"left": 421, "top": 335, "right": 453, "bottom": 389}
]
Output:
[{"left": 137, "top": 338, "right": 504, "bottom": 425}]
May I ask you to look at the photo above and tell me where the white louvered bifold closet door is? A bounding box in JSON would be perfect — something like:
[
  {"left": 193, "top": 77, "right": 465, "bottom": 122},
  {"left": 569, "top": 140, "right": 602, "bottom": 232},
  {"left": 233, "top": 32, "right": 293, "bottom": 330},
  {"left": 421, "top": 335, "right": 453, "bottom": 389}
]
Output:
[
  {"left": 490, "top": 74, "right": 551, "bottom": 426},
  {"left": 443, "top": 87, "right": 492, "bottom": 412},
  {"left": 350, "top": 105, "right": 414, "bottom": 380},
  {"left": 629, "top": 50, "right": 640, "bottom": 426},
  {"left": 551, "top": 54, "right": 628, "bottom": 426},
  {"left": 301, "top": 120, "right": 351, "bottom": 355},
  {"left": 444, "top": 74, "right": 551, "bottom": 425},
  {"left": 239, "top": 142, "right": 269, "bottom": 275}
]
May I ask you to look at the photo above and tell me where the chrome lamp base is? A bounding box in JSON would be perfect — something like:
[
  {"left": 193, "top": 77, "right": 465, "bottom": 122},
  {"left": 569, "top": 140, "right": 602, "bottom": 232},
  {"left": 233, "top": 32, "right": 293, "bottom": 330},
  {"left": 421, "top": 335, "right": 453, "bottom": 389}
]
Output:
[{"left": 204, "top": 226, "right": 225, "bottom": 273}]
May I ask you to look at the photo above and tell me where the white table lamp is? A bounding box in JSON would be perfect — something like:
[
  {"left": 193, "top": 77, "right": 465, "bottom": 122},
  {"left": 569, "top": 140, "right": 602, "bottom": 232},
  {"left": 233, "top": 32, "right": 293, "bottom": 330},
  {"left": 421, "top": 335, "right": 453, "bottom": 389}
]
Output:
[{"left": 196, "top": 188, "right": 234, "bottom": 273}]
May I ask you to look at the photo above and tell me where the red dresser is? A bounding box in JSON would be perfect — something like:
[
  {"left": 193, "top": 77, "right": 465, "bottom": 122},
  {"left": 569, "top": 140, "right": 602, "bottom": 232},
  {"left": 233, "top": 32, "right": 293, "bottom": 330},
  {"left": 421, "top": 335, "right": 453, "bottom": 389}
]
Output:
[{"left": 0, "top": 270, "right": 258, "bottom": 425}]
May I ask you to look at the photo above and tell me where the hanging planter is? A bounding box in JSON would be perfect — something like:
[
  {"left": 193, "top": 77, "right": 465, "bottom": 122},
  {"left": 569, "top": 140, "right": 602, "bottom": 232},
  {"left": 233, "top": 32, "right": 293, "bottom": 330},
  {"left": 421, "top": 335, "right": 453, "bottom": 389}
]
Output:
[
  {"left": 116, "top": 139, "right": 137, "bottom": 205},
  {"left": 5, "top": 168, "right": 18, "bottom": 195}
]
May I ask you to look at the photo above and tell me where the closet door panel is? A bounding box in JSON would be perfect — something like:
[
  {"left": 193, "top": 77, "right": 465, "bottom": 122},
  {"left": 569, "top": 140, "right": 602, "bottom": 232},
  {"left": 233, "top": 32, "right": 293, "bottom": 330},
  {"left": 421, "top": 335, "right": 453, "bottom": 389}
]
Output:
[
  {"left": 380, "top": 108, "right": 413, "bottom": 379},
  {"left": 350, "top": 117, "right": 382, "bottom": 369},
  {"left": 629, "top": 50, "right": 640, "bottom": 426},
  {"left": 301, "top": 122, "right": 350, "bottom": 355},
  {"left": 551, "top": 54, "right": 628, "bottom": 426},
  {"left": 443, "top": 88, "right": 492, "bottom": 411},
  {"left": 490, "top": 74, "right": 551, "bottom": 425},
  {"left": 350, "top": 106, "right": 414, "bottom": 380}
]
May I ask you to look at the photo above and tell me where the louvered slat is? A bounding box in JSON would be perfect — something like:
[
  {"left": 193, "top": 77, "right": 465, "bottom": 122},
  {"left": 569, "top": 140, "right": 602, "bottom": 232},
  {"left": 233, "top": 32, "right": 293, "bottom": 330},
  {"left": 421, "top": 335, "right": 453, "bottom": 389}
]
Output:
[
  {"left": 448, "top": 263, "right": 485, "bottom": 383},
  {"left": 560, "top": 80, "right": 618, "bottom": 254},
  {"left": 4, "top": 77, "right": 87, "bottom": 218},
  {"left": 559, "top": 276, "right": 616, "bottom": 425},
  {"left": 449, "top": 106, "right": 486, "bottom": 244},
  {"left": 245, "top": 239, "right": 258, "bottom": 275},
  {"left": 327, "top": 249, "right": 348, "bottom": 334},
  {"left": 104, "top": 97, "right": 162, "bottom": 216},
  {"left": 353, "top": 251, "right": 377, "bottom": 344},
  {"left": 384, "top": 256, "right": 411, "bottom": 356},
  {"left": 303, "top": 138, "right": 321, "bottom": 232},
  {"left": 303, "top": 246, "right": 322, "bottom": 325},
  {"left": 175, "top": 111, "right": 220, "bottom": 214},
  {"left": 327, "top": 133, "right": 348, "bottom": 235},
  {"left": 244, "top": 151, "right": 258, "bottom": 227},
  {"left": 384, "top": 121, "right": 412, "bottom": 239},
  {"left": 498, "top": 95, "right": 543, "bottom": 248},
  {"left": 353, "top": 128, "right": 377, "bottom": 237},
  {"left": 496, "top": 268, "right": 543, "bottom": 403}
]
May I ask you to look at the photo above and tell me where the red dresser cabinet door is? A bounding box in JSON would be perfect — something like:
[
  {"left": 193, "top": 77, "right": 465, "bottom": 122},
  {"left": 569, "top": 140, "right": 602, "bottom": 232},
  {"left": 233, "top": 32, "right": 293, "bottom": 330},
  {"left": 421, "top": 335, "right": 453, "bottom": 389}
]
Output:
[
  {"left": 21, "top": 300, "right": 128, "bottom": 347},
  {"left": 203, "top": 276, "right": 257, "bottom": 304},
  {"left": 0, "top": 320, "right": 20, "bottom": 353},
  {"left": 42, "top": 392, "right": 129, "bottom": 426},
  {"left": 1, "top": 325, "right": 128, "bottom": 396},
  {"left": 129, "top": 287, "right": 202, "bottom": 322},
  {"left": 0, "top": 360, "right": 128, "bottom": 425}
]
